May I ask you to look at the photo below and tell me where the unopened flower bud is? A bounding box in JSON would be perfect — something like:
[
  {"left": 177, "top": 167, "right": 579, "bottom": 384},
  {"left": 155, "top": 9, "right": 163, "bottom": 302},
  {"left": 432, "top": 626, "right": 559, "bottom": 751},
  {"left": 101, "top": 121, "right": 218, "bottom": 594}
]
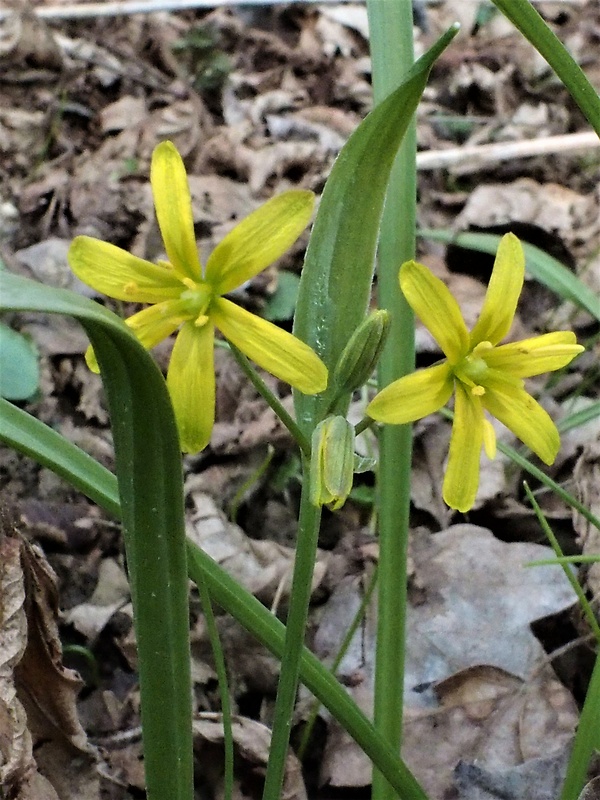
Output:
[
  {"left": 310, "top": 416, "right": 355, "bottom": 511},
  {"left": 333, "top": 310, "right": 390, "bottom": 394}
]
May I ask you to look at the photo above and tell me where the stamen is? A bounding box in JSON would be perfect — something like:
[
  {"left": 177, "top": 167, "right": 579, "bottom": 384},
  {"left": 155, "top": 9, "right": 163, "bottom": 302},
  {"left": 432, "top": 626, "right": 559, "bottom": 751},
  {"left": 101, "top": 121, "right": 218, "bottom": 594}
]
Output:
[
  {"left": 182, "top": 278, "right": 198, "bottom": 291},
  {"left": 473, "top": 340, "right": 493, "bottom": 355},
  {"left": 483, "top": 418, "right": 497, "bottom": 459},
  {"left": 471, "top": 385, "right": 485, "bottom": 396},
  {"left": 124, "top": 281, "right": 139, "bottom": 295},
  {"left": 194, "top": 314, "right": 209, "bottom": 327}
]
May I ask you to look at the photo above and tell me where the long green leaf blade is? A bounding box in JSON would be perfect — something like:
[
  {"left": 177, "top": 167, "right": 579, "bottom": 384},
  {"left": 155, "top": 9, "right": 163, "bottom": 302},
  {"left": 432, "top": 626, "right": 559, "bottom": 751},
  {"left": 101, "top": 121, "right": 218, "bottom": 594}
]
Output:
[
  {"left": 0, "top": 272, "right": 192, "bottom": 800},
  {"left": 0, "top": 398, "right": 429, "bottom": 799},
  {"left": 293, "top": 24, "right": 459, "bottom": 432}
]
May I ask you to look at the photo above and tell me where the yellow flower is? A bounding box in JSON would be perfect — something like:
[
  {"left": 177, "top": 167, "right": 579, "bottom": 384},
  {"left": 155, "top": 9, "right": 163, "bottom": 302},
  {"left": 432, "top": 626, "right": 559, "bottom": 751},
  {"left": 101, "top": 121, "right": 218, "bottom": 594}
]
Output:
[
  {"left": 69, "top": 140, "right": 327, "bottom": 453},
  {"left": 367, "top": 233, "right": 584, "bottom": 512}
]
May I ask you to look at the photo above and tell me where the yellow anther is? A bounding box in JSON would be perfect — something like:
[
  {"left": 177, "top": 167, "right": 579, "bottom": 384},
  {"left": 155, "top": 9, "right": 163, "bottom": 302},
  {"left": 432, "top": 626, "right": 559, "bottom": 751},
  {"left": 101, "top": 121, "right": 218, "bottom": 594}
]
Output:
[
  {"left": 124, "top": 281, "right": 139, "bottom": 295},
  {"left": 194, "top": 314, "right": 209, "bottom": 327},
  {"left": 182, "top": 278, "right": 198, "bottom": 291},
  {"left": 473, "top": 340, "right": 493, "bottom": 355},
  {"left": 471, "top": 385, "right": 485, "bottom": 396}
]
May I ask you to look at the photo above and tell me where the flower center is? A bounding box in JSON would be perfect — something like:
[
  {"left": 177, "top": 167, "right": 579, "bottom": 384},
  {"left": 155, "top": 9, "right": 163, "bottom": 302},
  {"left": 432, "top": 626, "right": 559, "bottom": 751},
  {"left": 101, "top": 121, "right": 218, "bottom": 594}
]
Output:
[
  {"left": 180, "top": 280, "right": 213, "bottom": 326},
  {"left": 454, "top": 343, "right": 493, "bottom": 396}
]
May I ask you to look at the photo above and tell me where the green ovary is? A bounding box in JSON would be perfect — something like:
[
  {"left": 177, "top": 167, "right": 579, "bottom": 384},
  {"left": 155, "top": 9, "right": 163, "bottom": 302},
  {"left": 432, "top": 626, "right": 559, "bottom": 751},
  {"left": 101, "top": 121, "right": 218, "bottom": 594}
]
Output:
[
  {"left": 454, "top": 352, "right": 490, "bottom": 395},
  {"left": 179, "top": 283, "right": 213, "bottom": 324}
]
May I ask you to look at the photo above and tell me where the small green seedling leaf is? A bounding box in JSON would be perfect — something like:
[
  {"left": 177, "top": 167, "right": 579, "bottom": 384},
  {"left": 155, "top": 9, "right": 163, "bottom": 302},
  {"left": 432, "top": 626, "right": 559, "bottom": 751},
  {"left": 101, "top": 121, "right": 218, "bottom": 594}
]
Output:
[
  {"left": 262, "top": 271, "right": 301, "bottom": 321},
  {"left": 0, "top": 323, "right": 39, "bottom": 400}
]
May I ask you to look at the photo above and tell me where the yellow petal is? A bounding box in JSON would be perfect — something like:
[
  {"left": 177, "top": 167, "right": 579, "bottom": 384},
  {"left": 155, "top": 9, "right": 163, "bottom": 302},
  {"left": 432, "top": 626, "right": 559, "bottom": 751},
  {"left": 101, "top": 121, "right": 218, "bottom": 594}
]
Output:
[
  {"left": 69, "top": 237, "right": 183, "bottom": 302},
  {"left": 85, "top": 345, "right": 100, "bottom": 373},
  {"left": 469, "top": 233, "right": 524, "bottom": 347},
  {"left": 211, "top": 297, "right": 327, "bottom": 394},
  {"left": 483, "top": 331, "right": 584, "bottom": 377},
  {"left": 125, "top": 300, "right": 190, "bottom": 349},
  {"left": 443, "top": 383, "right": 484, "bottom": 512},
  {"left": 367, "top": 362, "right": 453, "bottom": 424},
  {"left": 151, "top": 141, "right": 202, "bottom": 282},
  {"left": 167, "top": 321, "right": 215, "bottom": 453},
  {"left": 400, "top": 261, "right": 469, "bottom": 363},
  {"left": 481, "top": 372, "right": 560, "bottom": 464},
  {"left": 205, "top": 191, "right": 315, "bottom": 295}
]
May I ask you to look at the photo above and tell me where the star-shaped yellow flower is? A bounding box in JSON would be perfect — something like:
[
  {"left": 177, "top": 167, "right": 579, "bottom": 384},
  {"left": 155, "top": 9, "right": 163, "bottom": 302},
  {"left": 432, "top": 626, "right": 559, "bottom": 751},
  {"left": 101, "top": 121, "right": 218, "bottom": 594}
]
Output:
[
  {"left": 69, "top": 141, "right": 327, "bottom": 453},
  {"left": 367, "top": 233, "right": 584, "bottom": 512}
]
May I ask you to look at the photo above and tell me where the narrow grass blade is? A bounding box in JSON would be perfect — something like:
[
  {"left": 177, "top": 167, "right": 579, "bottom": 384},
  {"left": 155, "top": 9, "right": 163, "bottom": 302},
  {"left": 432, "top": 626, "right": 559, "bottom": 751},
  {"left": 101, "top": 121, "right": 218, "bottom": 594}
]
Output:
[
  {"left": 0, "top": 399, "right": 430, "bottom": 799},
  {"left": 0, "top": 272, "right": 193, "bottom": 800},
  {"left": 419, "top": 229, "right": 600, "bottom": 322},
  {"left": 490, "top": 0, "right": 600, "bottom": 136},
  {"left": 524, "top": 483, "right": 600, "bottom": 643}
]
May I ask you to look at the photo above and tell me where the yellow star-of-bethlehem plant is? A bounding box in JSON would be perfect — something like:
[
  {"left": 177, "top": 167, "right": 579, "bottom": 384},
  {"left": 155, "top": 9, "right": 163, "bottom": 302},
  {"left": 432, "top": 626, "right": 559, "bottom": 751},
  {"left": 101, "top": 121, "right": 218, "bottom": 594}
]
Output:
[
  {"left": 68, "top": 140, "right": 327, "bottom": 453},
  {"left": 367, "top": 233, "right": 584, "bottom": 513}
]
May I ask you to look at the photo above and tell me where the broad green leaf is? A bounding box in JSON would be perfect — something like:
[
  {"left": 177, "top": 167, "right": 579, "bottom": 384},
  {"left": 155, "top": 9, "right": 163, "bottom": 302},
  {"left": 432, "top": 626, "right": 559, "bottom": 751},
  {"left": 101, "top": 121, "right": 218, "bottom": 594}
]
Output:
[
  {"left": 0, "top": 272, "right": 192, "bottom": 800},
  {"left": 419, "top": 229, "right": 600, "bottom": 323},
  {"left": 293, "top": 25, "right": 459, "bottom": 433},
  {"left": 0, "top": 323, "right": 39, "bottom": 400},
  {"left": 0, "top": 397, "right": 429, "bottom": 800}
]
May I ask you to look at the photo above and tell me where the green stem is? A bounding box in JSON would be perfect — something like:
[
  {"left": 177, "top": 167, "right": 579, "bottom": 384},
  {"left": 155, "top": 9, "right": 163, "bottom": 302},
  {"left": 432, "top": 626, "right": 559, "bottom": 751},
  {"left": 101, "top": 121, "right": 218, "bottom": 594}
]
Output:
[
  {"left": 354, "top": 415, "right": 377, "bottom": 437},
  {"left": 261, "top": 463, "right": 323, "bottom": 800},
  {"left": 498, "top": 440, "right": 600, "bottom": 534},
  {"left": 195, "top": 576, "right": 234, "bottom": 800},
  {"left": 560, "top": 650, "right": 600, "bottom": 800},
  {"left": 529, "top": 556, "right": 600, "bottom": 566},
  {"left": 523, "top": 484, "right": 600, "bottom": 800},
  {"left": 523, "top": 483, "right": 600, "bottom": 644},
  {"left": 367, "top": 2, "right": 417, "bottom": 799},
  {"left": 228, "top": 343, "right": 311, "bottom": 457},
  {"left": 297, "top": 565, "right": 379, "bottom": 760}
]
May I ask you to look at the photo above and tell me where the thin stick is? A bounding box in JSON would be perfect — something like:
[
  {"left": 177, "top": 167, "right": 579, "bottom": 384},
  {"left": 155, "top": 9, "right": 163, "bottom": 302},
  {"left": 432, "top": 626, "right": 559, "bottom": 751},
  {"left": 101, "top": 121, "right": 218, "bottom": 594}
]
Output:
[
  {"left": 416, "top": 130, "right": 599, "bottom": 171},
  {"left": 0, "top": 0, "right": 364, "bottom": 21},
  {"left": 0, "top": 0, "right": 585, "bottom": 22}
]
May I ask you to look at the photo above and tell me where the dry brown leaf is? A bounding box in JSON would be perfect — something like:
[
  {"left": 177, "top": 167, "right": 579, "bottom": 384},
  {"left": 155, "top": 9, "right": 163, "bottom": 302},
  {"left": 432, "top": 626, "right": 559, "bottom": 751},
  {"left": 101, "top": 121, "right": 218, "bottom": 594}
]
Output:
[
  {"left": 454, "top": 746, "right": 571, "bottom": 800},
  {"left": 572, "top": 438, "right": 600, "bottom": 608},
  {"left": 14, "top": 537, "right": 93, "bottom": 755},
  {"left": 0, "top": 510, "right": 98, "bottom": 799},
  {"left": 403, "top": 665, "right": 576, "bottom": 799},
  {"left": 314, "top": 525, "right": 577, "bottom": 792},
  {"left": 579, "top": 777, "right": 600, "bottom": 800},
  {"left": 100, "top": 96, "right": 147, "bottom": 134},
  {"left": 194, "top": 713, "right": 307, "bottom": 800},
  {"left": 0, "top": 519, "right": 33, "bottom": 793},
  {"left": 64, "top": 558, "right": 129, "bottom": 643},
  {"left": 0, "top": 11, "right": 63, "bottom": 71},
  {"left": 186, "top": 492, "right": 328, "bottom": 607},
  {"left": 455, "top": 178, "right": 599, "bottom": 263}
]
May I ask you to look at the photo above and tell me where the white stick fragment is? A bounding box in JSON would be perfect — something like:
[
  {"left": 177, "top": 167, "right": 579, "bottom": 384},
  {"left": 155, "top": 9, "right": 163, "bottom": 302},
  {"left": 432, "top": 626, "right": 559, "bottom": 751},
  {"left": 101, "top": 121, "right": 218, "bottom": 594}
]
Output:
[
  {"left": 416, "top": 131, "right": 600, "bottom": 171},
  {"left": 0, "top": 0, "right": 586, "bottom": 22}
]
